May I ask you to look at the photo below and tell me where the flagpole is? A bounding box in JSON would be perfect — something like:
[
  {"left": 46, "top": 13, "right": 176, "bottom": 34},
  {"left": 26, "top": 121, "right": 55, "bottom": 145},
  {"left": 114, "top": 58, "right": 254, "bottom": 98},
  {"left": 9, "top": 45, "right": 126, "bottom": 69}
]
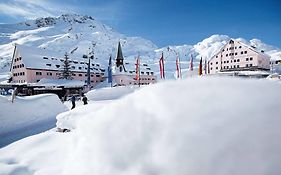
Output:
[{"left": 138, "top": 53, "right": 141, "bottom": 87}]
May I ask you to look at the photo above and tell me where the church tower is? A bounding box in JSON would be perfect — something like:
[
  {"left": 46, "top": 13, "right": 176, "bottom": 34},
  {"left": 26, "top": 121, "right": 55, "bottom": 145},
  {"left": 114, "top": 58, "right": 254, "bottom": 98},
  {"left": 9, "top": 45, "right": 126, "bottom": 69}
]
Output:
[{"left": 116, "top": 41, "right": 126, "bottom": 72}]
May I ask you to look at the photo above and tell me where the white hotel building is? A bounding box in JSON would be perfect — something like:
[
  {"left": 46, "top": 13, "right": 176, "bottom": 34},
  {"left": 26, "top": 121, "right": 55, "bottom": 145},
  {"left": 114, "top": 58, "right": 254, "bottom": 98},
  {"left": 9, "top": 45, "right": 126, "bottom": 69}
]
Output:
[{"left": 208, "top": 39, "right": 270, "bottom": 74}]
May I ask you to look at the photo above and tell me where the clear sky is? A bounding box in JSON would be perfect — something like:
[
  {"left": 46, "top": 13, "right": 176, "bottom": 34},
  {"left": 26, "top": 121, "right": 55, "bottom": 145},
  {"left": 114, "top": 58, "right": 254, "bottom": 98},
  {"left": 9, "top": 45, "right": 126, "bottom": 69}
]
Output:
[{"left": 0, "top": 0, "right": 280, "bottom": 48}]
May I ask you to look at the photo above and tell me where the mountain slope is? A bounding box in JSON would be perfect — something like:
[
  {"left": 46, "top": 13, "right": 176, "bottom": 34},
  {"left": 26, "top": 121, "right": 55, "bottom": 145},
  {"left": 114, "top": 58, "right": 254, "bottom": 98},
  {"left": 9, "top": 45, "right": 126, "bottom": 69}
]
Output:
[{"left": 0, "top": 14, "right": 280, "bottom": 77}]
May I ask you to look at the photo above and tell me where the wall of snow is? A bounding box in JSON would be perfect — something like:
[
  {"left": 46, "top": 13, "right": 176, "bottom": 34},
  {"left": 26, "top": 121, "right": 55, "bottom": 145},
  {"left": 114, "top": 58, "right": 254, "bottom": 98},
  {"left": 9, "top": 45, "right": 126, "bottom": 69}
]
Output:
[
  {"left": 0, "top": 77, "right": 281, "bottom": 175},
  {"left": 0, "top": 94, "right": 67, "bottom": 135}
]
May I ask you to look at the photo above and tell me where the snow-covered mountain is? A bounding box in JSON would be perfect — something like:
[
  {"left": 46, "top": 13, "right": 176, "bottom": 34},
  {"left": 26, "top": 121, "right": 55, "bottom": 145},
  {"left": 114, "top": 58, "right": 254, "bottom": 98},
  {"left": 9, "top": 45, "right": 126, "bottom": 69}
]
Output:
[
  {"left": 0, "top": 14, "right": 281, "bottom": 77},
  {"left": 0, "top": 14, "right": 157, "bottom": 72}
]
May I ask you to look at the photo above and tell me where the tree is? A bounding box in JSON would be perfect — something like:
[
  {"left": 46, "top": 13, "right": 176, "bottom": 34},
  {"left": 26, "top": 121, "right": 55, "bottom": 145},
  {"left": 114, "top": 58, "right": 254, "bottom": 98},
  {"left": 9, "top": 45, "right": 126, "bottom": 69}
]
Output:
[{"left": 59, "top": 52, "right": 73, "bottom": 80}]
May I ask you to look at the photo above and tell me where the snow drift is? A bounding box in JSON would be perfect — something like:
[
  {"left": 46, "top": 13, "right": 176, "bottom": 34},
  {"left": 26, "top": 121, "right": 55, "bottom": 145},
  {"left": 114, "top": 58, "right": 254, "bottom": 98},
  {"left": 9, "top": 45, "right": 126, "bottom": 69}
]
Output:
[
  {"left": 0, "top": 94, "right": 67, "bottom": 136},
  {"left": 0, "top": 77, "right": 281, "bottom": 175}
]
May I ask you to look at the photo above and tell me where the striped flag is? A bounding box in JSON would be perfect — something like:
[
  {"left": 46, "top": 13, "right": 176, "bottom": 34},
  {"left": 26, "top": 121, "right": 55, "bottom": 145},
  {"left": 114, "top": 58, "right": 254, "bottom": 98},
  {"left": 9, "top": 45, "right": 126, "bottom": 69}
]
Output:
[
  {"left": 189, "top": 54, "right": 194, "bottom": 71},
  {"left": 107, "top": 55, "right": 112, "bottom": 84},
  {"left": 159, "top": 52, "right": 165, "bottom": 79},
  {"left": 204, "top": 59, "right": 207, "bottom": 75},
  {"left": 135, "top": 56, "right": 140, "bottom": 80},
  {"left": 176, "top": 54, "right": 181, "bottom": 79},
  {"left": 199, "top": 57, "right": 203, "bottom": 76}
]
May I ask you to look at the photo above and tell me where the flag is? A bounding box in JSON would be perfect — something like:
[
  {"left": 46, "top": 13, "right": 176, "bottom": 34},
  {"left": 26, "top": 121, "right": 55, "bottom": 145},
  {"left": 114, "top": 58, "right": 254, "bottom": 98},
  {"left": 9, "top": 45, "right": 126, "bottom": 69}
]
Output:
[
  {"left": 159, "top": 52, "right": 165, "bottom": 79},
  {"left": 189, "top": 54, "right": 194, "bottom": 71},
  {"left": 204, "top": 59, "right": 207, "bottom": 75},
  {"left": 135, "top": 56, "right": 140, "bottom": 80},
  {"left": 199, "top": 57, "right": 203, "bottom": 76},
  {"left": 176, "top": 54, "right": 181, "bottom": 79},
  {"left": 108, "top": 55, "right": 112, "bottom": 84},
  {"left": 86, "top": 57, "right": 91, "bottom": 86},
  {"left": 208, "top": 61, "right": 210, "bottom": 74}
]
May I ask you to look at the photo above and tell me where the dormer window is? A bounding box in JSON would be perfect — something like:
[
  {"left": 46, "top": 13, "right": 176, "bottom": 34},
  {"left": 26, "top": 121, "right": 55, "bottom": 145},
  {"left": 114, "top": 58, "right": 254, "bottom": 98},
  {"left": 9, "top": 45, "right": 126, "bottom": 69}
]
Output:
[
  {"left": 46, "top": 64, "right": 51, "bottom": 66},
  {"left": 43, "top": 57, "right": 48, "bottom": 60}
]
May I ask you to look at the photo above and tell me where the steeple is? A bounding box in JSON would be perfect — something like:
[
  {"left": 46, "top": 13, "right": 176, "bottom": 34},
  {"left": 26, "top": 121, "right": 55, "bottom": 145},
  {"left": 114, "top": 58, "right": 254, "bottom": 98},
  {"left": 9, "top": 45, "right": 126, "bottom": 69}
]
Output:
[{"left": 115, "top": 41, "right": 126, "bottom": 72}]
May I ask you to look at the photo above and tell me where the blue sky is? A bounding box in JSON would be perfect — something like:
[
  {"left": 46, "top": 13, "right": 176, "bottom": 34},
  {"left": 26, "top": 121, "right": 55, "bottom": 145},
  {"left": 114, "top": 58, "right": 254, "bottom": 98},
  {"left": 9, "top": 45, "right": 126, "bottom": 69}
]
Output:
[{"left": 0, "top": 0, "right": 280, "bottom": 48}]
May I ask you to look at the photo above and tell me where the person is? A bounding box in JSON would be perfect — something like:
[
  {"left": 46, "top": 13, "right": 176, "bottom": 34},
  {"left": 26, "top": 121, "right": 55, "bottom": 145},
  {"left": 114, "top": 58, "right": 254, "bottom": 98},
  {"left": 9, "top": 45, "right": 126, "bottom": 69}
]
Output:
[
  {"left": 71, "top": 95, "right": 76, "bottom": 109},
  {"left": 82, "top": 94, "right": 88, "bottom": 105}
]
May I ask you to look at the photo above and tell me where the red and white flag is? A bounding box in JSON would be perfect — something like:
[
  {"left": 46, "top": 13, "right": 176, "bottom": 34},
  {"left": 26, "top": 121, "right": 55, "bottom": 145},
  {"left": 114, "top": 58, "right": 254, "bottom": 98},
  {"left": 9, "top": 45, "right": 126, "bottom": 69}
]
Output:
[
  {"left": 204, "top": 59, "right": 207, "bottom": 75},
  {"left": 159, "top": 53, "right": 165, "bottom": 79},
  {"left": 176, "top": 54, "right": 181, "bottom": 79},
  {"left": 199, "top": 57, "right": 203, "bottom": 76},
  {"left": 135, "top": 56, "right": 140, "bottom": 80},
  {"left": 189, "top": 54, "right": 194, "bottom": 71}
]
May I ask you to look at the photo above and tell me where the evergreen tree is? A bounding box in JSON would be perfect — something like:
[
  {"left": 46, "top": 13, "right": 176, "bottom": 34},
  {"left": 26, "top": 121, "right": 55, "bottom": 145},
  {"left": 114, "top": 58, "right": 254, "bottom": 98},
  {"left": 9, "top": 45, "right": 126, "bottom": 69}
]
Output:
[{"left": 59, "top": 52, "right": 73, "bottom": 80}]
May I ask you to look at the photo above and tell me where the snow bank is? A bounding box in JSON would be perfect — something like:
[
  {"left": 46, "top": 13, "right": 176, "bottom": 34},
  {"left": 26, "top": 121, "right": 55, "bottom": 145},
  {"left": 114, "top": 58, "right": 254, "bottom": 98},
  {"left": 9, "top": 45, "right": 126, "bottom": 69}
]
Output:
[
  {"left": 1, "top": 77, "right": 281, "bottom": 175},
  {"left": 0, "top": 94, "right": 67, "bottom": 135},
  {"left": 56, "top": 86, "right": 137, "bottom": 130}
]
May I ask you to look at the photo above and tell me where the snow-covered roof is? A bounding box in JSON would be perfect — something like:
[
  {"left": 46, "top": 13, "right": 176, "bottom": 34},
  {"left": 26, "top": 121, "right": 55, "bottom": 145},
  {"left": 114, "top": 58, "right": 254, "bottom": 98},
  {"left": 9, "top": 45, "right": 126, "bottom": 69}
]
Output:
[
  {"left": 36, "top": 78, "right": 85, "bottom": 87},
  {"left": 209, "top": 39, "right": 270, "bottom": 62},
  {"left": 15, "top": 45, "right": 104, "bottom": 73}
]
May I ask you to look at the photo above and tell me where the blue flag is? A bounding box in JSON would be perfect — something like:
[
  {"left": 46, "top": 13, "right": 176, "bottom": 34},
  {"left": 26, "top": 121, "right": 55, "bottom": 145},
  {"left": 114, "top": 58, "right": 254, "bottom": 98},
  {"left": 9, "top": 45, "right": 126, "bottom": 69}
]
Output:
[
  {"left": 87, "top": 57, "right": 91, "bottom": 86},
  {"left": 108, "top": 56, "right": 112, "bottom": 84}
]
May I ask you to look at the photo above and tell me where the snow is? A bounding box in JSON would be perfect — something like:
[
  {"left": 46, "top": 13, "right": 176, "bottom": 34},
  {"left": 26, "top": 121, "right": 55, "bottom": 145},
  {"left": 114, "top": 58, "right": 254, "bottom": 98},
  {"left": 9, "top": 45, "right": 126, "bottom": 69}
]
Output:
[
  {"left": 0, "top": 77, "right": 281, "bottom": 175},
  {"left": 0, "top": 93, "right": 67, "bottom": 147},
  {"left": 37, "top": 78, "right": 85, "bottom": 87}
]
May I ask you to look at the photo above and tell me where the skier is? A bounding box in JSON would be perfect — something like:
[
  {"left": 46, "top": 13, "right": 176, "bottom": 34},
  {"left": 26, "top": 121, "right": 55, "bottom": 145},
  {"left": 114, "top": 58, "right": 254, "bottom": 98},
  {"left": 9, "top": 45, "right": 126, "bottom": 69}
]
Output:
[
  {"left": 71, "top": 95, "right": 76, "bottom": 109},
  {"left": 82, "top": 94, "right": 88, "bottom": 105}
]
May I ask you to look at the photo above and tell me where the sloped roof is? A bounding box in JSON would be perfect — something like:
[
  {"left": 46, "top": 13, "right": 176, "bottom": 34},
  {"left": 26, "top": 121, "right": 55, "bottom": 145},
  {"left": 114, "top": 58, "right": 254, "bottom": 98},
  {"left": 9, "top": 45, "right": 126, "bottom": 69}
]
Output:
[
  {"left": 15, "top": 45, "right": 103, "bottom": 73},
  {"left": 209, "top": 39, "right": 270, "bottom": 62}
]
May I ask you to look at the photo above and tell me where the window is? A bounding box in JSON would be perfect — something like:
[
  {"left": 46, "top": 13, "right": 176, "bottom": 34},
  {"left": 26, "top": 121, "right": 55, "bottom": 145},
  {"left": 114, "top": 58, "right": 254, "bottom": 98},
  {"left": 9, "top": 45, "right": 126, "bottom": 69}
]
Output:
[
  {"left": 216, "top": 67, "right": 218, "bottom": 70},
  {"left": 210, "top": 62, "right": 213, "bottom": 65},
  {"left": 239, "top": 46, "right": 242, "bottom": 49},
  {"left": 244, "top": 51, "right": 247, "bottom": 54},
  {"left": 246, "top": 64, "right": 248, "bottom": 67},
  {"left": 234, "top": 60, "right": 236, "bottom": 62},
  {"left": 46, "top": 64, "right": 51, "bottom": 67},
  {"left": 246, "top": 58, "right": 249, "bottom": 61},
  {"left": 36, "top": 72, "right": 42, "bottom": 75},
  {"left": 56, "top": 65, "right": 60, "bottom": 68},
  {"left": 227, "top": 61, "right": 229, "bottom": 63},
  {"left": 47, "top": 72, "right": 52, "bottom": 76},
  {"left": 216, "top": 62, "right": 218, "bottom": 64},
  {"left": 237, "top": 59, "right": 240, "bottom": 62},
  {"left": 235, "top": 52, "right": 237, "bottom": 55},
  {"left": 241, "top": 51, "right": 243, "bottom": 54},
  {"left": 234, "top": 65, "right": 236, "bottom": 68},
  {"left": 216, "top": 55, "right": 218, "bottom": 58},
  {"left": 43, "top": 57, "right": 48, "bottom": 60},
  {"left": 222, "top": 49, "right": 225, "bottom": 52},
  {"left": 249, "top": 64, "right": 253, "bottom": 67},
  {"left": 211, "top": 67, "right": 213, "bottom": 70},
  {"left": 78, "top": 74, "right": 82, "bottom": 77},
  {"left": 226, "top": 54, "right": 228, "bottom": 57},
  {"left": 237, "top": 65, "right": 239, "bottom": 68},
  {"left": 224, "top": 61, "right": 226, "bottom": 63},
  {"left": 250, "top": 57, "right": 253, "bottom": 61},
  {"left": 79, "top": 67, "right": 82, "bottom": 70}
]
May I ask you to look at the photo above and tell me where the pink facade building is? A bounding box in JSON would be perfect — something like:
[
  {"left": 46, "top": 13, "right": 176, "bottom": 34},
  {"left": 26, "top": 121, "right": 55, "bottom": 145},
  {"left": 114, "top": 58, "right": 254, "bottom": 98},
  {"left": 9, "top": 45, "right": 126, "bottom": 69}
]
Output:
[
  {"left": 10, "top": 45, "right": 105, "bottom": 85},
  {"left": 208, "top": 39, "right": 270, "bottom": 74}
]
